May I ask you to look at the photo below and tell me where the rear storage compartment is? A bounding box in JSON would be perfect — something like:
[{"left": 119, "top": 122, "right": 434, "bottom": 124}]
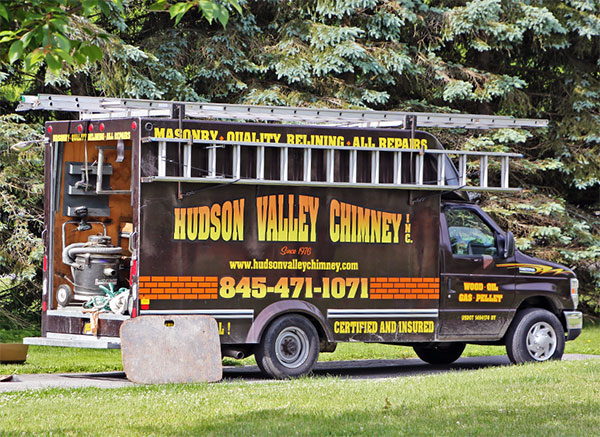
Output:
[{"left": 26, "top": 120, "right": 137, "bottom": 348}]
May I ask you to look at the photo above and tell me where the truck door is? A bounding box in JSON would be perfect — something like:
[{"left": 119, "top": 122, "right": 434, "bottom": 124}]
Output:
[{"left": 438, "top": 205, "right": 516, "bottom": 339}]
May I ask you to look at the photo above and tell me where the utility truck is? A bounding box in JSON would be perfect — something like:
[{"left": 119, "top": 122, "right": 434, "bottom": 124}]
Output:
[{"left": 19, "top": 95, "right": 582, "bottom": 378}]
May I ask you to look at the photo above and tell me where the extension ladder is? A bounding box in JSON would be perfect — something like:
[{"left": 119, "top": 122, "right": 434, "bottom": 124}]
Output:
[{"left": 19, "top": 94, "right": 549, "bottom": 191}]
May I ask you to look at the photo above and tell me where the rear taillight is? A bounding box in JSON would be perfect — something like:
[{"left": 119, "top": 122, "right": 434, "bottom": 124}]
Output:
[{"left": 130, "top": 258, "right": 137, "bottom": 284}]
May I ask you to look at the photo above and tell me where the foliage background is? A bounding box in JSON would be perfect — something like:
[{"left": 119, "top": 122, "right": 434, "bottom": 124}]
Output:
[{"left": 1, "top": 0, "right": 599, "bottom": 327}]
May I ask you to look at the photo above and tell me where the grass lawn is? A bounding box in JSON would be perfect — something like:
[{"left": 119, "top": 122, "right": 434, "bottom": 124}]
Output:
[
  {"left": 1, "top": 320, "right": 599, "bottom": 375},
  {"left": 0, "top": 359, "right": 599, "bottom": 435}
]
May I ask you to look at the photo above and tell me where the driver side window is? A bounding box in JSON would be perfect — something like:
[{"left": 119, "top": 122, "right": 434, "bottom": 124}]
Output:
[{"left": 445, "top": 208, "right": 498, "bottom": 256}]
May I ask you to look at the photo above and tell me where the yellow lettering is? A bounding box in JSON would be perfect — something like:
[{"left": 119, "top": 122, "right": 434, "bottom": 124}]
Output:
[
  {"left": 173, "top": 208, "right": 186, "bottom": 239},
  {"left": 221, "top": 202, "right": 233, "bottom": 241},
  {"left": 210, "top": 203, "right": 221, "bottom": 241},
  {"left": 198, "top": 206, "right": 210, "bottom": 240},
  {"left": 186, "top": 207, "right": 199, "bottom": 240},
  {"left": 330, "top": 199, "right": 340, "bottom": 242}
]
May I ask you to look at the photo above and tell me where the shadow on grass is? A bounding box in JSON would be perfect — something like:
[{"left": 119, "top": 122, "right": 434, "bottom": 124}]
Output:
[
  {"left": 125, "top": 401, "right": 600, "bottom": 436},
  {"left": 223, "top": 355, "right": 513, "bottom": 381}
]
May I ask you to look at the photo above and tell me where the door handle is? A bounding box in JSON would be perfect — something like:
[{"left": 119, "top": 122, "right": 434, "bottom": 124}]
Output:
[{"left": 446, "top": 278, "right": 456, "bottom": 298}]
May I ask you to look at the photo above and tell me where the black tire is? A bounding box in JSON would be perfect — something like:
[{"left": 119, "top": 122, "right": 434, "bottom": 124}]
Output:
[
  {"left": 255, "top": 314, "right": 319, "bottom": 379},
  {"left": 505, "top": 308, "right": 565, "bottom": 364},
  {"left": 413, "top": 342, "right": 466, "bottom": 365},
  {"left": 56, "top": 284, "right": 72, "bottom": 307}
]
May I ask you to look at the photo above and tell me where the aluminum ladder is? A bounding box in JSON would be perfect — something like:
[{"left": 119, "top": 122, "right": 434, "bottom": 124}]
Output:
[
  {"left": 144, "top": 136, "right": 522, "bottom": 192},
  {"left": 18, "top": 94, "right": 548, "bottom": 129}
]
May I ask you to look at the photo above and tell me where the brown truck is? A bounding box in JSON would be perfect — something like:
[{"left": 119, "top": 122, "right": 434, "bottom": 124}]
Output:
[{"left": 20, "top": 95, "right": 582, "bottom": 378}]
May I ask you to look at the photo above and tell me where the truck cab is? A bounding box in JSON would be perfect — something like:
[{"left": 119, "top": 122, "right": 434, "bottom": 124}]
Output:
[{"left": 437, "top": 201, "right": 580, "bottom": 362}]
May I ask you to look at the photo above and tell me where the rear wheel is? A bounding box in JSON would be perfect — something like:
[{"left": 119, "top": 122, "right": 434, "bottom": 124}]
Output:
[
  {"left": 413, "top": 342, "right": 466, "bottom": 365},
  {"left": 506, "top": 308, "right": 565, "bottom": 364},
  {"left": 255, "top": 314, "right": 319, "bottom": 379}
]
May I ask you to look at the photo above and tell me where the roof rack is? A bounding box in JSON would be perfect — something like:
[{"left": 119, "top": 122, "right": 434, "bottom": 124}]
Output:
[{"left": 17, "top": 94, "right": 548, "bottom": 129}]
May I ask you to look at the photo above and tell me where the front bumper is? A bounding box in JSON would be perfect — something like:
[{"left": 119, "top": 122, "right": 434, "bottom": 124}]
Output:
[{"left": 564, "top": 311, "right": 583, "bottom": 341}]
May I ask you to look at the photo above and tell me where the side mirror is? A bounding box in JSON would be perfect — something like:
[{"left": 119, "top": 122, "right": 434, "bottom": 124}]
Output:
[{"left": 503, "top": 231, "right": 515, "bottom": 259}]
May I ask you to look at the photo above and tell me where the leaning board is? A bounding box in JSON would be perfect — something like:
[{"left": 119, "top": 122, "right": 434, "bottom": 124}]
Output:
[{"left": 120, "top": 315, "right": 222, "bottom": 384}]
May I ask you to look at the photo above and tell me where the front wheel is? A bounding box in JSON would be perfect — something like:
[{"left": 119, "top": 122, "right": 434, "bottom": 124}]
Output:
[
  {"left": 413, "top": 342, "right": 465, "bottom": 365},
  {"left": 505, "top": 308, "right": 565, "bottom": 364},
  {"left": 255, "top": 314, "right": 319, "bottom": 379}
]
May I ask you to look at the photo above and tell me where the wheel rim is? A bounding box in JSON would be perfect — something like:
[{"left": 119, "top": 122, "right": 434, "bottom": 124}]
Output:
[
  {"left": 526, "top": 321, "right": 557, "bottom": 361},
  {"left": 275, "top": 327, "right": 310, "bottom": 369},
  {"left": 58, "top": 288, "right": 67, "bottom": 302},
  {"left": 57, "top": 286, "right": 69, "bottom": 305}
]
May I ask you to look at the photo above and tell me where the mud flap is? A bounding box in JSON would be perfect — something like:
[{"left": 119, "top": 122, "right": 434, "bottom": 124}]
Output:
[{"left": 120, "top": 315, "right": 222, "bottom": 384}]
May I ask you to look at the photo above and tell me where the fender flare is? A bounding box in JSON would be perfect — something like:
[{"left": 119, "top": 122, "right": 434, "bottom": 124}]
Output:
[{"left": 246, "top": 300, "right": 334, "bottom": 344}]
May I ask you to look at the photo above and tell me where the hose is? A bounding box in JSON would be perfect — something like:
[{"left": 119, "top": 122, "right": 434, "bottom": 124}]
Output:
[
  {"left": 62, "top": 243, "right": 86, "bottom": 267},
  {"left": 83, "top": 283, "right": 130, "bottom": 314},
  {"left": 64, "top": 244, "right": 122, "bottom": 265}
]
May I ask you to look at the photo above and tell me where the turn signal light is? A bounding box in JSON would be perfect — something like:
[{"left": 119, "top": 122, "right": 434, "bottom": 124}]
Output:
[{"left": 570, "top": 278, "right": 579, "bottom": 308}]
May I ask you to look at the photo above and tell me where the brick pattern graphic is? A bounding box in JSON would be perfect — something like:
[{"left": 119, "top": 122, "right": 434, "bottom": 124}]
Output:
[
  {"left": 139, "top": 276, "right": 218, "bottom": 300},
  {"left": 370, "top": 277, "right": 440, "bottom": 300}
]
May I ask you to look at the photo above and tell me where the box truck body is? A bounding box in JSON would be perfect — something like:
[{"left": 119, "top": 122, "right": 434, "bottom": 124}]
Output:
[{"left": 20, "top": 96, "right": 581, "bottom": 378}]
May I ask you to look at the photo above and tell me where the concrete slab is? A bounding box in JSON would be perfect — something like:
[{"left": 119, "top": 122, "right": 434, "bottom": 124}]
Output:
[{"left": 0, "top": 372, "right": 133, "bottom": 392}]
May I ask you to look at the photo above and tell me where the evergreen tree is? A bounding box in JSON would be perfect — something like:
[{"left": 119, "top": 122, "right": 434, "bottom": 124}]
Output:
[{"left": 1, "top": 0, "right": 599, "bottom": 323}]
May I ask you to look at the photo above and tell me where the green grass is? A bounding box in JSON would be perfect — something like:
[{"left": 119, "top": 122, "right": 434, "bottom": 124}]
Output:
[
  {"left": 1, "top": 359, "right": 599, "bottom": 435},
  {"left": 2, "top": 321, "right": 599, "bottom": 375}
]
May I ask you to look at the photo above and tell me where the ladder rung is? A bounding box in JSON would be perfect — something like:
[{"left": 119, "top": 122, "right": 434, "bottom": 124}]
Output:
[
  {"left": 326, "top": 150, "right": 334, "bottom": 183},
  {"left": 257, "top": 146, "right": 265, "bottom": 180},
  {"left": 480, "top": 155, "right": 489, "bottom": 188},
  {"left": 303, "top": 149, "right": 311, "bottom": 182},
  {"left": 371, "top": 151, "right": 379, "bottom": 184},
  {"left": 349, "top": 150, "right": 357, "bottom": 184},
  {"left": 233, "top": 145, "right": 241, "bottom": 179},
  {"left": 416, "top": 153, "right": 424, "bottom": 185},
  {"left": 158, "top": 141, "right": 166, "bottom": 177},
  {"left": 183, "top": 144, "right": 192, "bottom": 178},
  {"left": 393, "top": 152, "right": 402, "bottom": 184},
  {"left": 208, "top": 145, "right": 217, "bottom": 178},
  {"left": 280, "top": 147, "right": 288, "bottom": 182},
  {"left": 459, "top": 155, "right": 468, "bottom": 186},
  {"left": 501, "top": 156, "right": 509, "bottom": 189},
  {"left": 437, "top": 154, "right": 446, "bottom": 187}
]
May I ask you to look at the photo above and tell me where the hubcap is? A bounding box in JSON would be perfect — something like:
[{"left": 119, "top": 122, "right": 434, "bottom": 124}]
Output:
[
  {"left": 275, "top": 327, "right": 309, "bottom": 369},
  {"left": 526, "top": 321, "right": 557, "bottom": 361},
  {"left": 57, "top": 286, "right": 69, "bottom": 304}
]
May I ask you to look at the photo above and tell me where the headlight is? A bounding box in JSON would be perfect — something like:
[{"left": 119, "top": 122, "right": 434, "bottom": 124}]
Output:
[{"left": 570, "top": 278, "right": 579, "bottom": 309}]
